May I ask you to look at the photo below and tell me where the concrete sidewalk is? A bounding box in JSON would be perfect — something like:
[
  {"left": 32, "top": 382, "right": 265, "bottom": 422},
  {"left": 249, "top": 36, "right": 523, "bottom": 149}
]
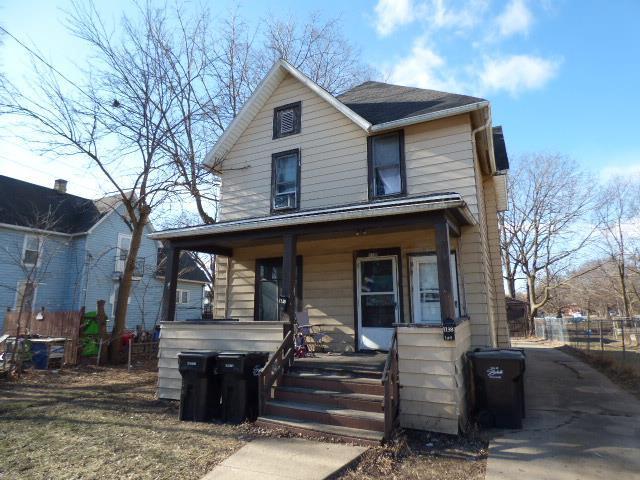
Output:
[
  {"left": 486, "top": 343, "right": 640, "bottom": 480},
  {"left": 201, "top": 437, "right": 367, "bottom": 480}
]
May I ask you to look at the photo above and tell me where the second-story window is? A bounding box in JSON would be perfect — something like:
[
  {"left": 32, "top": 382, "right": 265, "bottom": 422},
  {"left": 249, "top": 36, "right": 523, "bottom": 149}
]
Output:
[
  {"left": 22, "top": 235, "right": 42, "bottom": 266},
  {"left": 273, "top": 102, "right": 301, "bottom": 139},
  {"left": 116, "top": 233, "right": 131, "bottom": 273},
  {"left": 272, "top": 149, "right": 300, "bottom": 212},
  {"left": 368, "top": 131, "right": 406, "bottom": 199}
]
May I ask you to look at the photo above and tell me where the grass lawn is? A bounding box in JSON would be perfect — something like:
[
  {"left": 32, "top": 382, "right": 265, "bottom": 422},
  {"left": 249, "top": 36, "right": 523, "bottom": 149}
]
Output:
[{"left": 0, "top": 366, "right": 487, "bottom": 480}]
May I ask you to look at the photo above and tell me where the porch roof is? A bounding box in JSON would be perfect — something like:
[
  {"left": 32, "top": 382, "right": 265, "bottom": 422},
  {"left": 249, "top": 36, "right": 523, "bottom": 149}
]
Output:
[{"left": 149, "top": 193, "right": 476, "bottom": 243}]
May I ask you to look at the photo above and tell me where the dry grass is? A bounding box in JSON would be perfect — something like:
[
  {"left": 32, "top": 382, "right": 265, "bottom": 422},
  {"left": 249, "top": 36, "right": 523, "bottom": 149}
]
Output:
[
  {"left": 336, "top": 429, "right": 487, "bottom": 480},
  {"left": 560, "top": 345, "right": 640, "bottom": 400},
  {"left": 0, "top": 367, "right": 487, "bottom": 480},
  {"left": 0, "top": 366, "right": 251, "bottom": 480}
]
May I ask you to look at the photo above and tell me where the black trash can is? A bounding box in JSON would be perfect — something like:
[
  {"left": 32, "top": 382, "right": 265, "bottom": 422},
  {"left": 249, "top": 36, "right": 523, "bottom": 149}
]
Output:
[
  {"left": 467, "top": 348, "right": 526, "bottom": 428},
  {"left": 177, "top": 350, "right": 221, "bottom": 422},
  {"left": 217, "top": 351, "right": 270, "bottom": 423}
]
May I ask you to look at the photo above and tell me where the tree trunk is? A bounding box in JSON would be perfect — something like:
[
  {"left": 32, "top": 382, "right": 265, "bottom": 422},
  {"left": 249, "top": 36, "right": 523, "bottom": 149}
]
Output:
[{"left": 109, "top": 212, "right": 148, "bottom": 363}]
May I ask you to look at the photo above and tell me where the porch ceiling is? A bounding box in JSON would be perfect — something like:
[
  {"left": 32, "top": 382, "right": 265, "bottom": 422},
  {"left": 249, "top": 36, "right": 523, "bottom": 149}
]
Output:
[{"left": 149, "top": 193, "right": 476, "bottom": 253}]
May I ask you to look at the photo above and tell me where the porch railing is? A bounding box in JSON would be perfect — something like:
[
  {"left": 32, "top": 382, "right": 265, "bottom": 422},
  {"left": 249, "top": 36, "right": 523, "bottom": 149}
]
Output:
[
  {"left": 382, "top": 328, "right": 400, "bottom": 441},
  {"left": 258, "top": 324, "right": 295, "bottom": 415}
]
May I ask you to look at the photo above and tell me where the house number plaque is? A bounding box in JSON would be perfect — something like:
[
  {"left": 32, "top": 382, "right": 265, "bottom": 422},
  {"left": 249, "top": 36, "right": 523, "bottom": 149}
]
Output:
[{"left": 442, "top": 318, "right": 456, "bottom": 341}]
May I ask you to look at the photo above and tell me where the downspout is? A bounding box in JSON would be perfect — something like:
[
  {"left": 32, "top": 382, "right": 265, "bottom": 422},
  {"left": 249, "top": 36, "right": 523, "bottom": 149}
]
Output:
[{"left": 470, "top": 107, "right": 492, "bottom": 174}]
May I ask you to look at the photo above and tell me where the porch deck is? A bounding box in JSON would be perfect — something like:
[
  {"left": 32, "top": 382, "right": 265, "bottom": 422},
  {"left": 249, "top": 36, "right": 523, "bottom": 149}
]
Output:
[{"left": 295, "top": 352, "right": 386, "bottom": 375}]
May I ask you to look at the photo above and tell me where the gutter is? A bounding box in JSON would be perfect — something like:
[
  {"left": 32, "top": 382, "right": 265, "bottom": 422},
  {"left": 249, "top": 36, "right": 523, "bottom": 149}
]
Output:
[
  {"left": 369, "top": 101, "right": 489, "bottom": 133},
  {"left": 0, "top": 222, "right": 87, "bottom": 238}
]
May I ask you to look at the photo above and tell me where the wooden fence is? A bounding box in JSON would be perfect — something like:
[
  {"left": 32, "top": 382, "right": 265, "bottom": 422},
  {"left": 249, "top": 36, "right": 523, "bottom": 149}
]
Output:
[{"left": 3, "top": 311, "right": 82, "bottom": 365}]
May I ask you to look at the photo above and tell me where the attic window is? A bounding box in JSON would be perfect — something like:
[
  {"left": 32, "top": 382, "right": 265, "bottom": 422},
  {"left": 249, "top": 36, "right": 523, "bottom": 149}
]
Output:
[{"left": 273, "top": 102, "right": 301, "bottom": 139}]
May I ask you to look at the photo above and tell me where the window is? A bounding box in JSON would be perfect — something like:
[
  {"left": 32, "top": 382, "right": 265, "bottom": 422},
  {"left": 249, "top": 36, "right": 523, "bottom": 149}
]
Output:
[
  {"left": 15, "top": 281, "right": 37, "bottom": 311},
  {"left": 271, "top": 150, "right": 300, "bottom": 211},
  {"left": 22, "top": 235, "right": 42, "bottom": 266},
  {"left": 255, "top": 257, "right": 303, "bottom": 321},
  {"left": 176, "top": 289, "right": 190, "bottom": 304},
  {"left": 116, "top": 234, "right": 132, "bottom": 272},
  {"left": 273, "top": 102, "right": 301, "bottom": 139},
  {"left": 368, "top": 131, "right": 406, "bottom": 199}
]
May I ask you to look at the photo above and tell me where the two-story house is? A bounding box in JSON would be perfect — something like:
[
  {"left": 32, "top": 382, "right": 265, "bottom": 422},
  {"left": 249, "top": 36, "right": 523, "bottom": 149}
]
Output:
[
  {"left": 151, "top": 60, "right": 510, "bottom": 441},
  {"left": 0, "top": 175, "right": 207, "bottom": 334}
]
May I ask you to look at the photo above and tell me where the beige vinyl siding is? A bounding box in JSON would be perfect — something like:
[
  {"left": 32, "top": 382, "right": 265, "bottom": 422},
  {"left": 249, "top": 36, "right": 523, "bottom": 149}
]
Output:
[
  {"left": 494, "top": 173, "right": 508, "bottom": 212},
  {"left": 483, "top": 176, "right": 510, "bottom": 347},
  {"left": 219, "top": 73, "right": 368, "bottom": 221},
  {"left": 157, "top": 321, "right": 284, "bottom": 400},
  {"left": 404, "top": 115, "right": 479, "bottom": 219},
  {"left": 397, "top": 321, "right": 471, "bottom": 435}
]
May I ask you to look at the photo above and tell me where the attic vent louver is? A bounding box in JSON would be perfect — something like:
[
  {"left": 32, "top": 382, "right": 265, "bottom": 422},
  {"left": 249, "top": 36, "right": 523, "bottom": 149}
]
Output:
[{"left": 280, "top": 109, "right": 295, "bottom": 134}]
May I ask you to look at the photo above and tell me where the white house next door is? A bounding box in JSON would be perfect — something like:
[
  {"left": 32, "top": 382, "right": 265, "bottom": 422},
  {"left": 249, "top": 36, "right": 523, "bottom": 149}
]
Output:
[{"left": 357, "top": 255, "right": 399, "bottom": 351}]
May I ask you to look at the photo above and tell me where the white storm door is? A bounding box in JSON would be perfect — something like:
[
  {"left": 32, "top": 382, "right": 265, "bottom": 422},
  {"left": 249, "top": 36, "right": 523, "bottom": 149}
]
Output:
[
  {"left": 411, "top": 254, "right": 460, "bottom": 324},
  {"left": 357, "top": 255, "right": 399, "bottom": 351}
]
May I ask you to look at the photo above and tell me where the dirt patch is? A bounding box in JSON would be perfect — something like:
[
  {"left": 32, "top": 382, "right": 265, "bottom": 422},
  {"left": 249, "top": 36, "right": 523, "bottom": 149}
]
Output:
[
  {"left": 335, "top": 429, "right": 487, "bottom": 480},
  {"left": 560, "top": 345, "right": 640, "bottom": 400},
  {"left": 0, "top": 366, "right": 254, "bottom": 480}
]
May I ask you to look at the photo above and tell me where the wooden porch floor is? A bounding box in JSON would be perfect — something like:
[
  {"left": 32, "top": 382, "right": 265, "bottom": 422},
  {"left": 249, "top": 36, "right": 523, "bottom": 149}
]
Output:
[{"left": 295, "top": 352, "right": 386, "bottom": 374}]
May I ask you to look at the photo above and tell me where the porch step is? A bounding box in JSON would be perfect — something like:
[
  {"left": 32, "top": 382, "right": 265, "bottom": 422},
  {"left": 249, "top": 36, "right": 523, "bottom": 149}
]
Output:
[
  {"left": 264, "top": 400, "right": 385, "bottom": 432},
  {"left": 289, "top": 363, "right": 383, "bottom": 379},
  {"left": 256, "top": 415, "right": 384, "bottom": 446},
  {"left": 273, "top": 386, "right": 384, "bottom": 413},
  {"left": 281, "top": 371, "right": 385, "bottom": 396}
]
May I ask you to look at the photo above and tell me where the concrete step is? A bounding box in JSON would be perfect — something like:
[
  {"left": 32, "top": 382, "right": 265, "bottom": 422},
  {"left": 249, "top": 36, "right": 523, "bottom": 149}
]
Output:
[
  {"left": 264, "top": 399, "right": 385, "bottom": 432},
  {"left": 256, "top": 415, "right": 384, "bottom": 446},
  {"left": 273, "top": 385, "right": 384, "bottom": 413},
  {"left": 282, "top": 371, "right": 385, "bottom": 396}
]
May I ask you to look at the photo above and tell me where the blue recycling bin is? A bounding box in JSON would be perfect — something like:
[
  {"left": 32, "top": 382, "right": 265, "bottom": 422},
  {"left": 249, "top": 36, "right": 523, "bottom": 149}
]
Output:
[{"left": 31, "top": 342, "right": 49, "bottom": 370}]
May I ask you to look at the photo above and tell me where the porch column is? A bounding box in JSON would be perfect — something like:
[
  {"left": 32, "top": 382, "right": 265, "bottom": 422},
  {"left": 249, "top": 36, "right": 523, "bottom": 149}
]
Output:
[
  {"left": 161, "top": 245, "right": 181, "bottom": 322},
  {"left": 435, "top": 221, "right": 456, "bottom": 323},
  {"left": 281, "top": 234, "right": 297, "bottom": 325}
]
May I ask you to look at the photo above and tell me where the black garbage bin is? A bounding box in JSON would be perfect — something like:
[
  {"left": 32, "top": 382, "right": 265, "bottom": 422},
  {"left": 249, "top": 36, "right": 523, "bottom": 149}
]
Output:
[
  {"left": 217, "top": 351, "right": 270, "bottom": 423},
  {"left": 177, "top": 351, "right": 221, "bottom": 422},
  {"left": 467, "top": 348, "right": 526, "bottom": 428}
]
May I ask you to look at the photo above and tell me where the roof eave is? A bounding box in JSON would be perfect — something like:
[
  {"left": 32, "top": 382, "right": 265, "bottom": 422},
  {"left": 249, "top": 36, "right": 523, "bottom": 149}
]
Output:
[{"left": 369, "top": 100, "right": 490, "bottom": 133}]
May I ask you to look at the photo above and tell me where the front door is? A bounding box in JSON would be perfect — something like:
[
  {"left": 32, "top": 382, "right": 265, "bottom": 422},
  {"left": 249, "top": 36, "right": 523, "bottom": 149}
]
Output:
[
  {"left": 357, "top": 255, "right": 399, "bottom": 350},
  {"left": 410, "top": 254, "right": 460, "bottom": 324}
]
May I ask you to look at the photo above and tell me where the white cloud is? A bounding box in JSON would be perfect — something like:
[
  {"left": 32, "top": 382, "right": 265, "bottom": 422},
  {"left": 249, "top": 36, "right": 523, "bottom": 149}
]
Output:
[
  {"left": 387, "top": 39, "right": 463, "bottom": 92},
  {"left": 496, "top": 0, "right": 534, "bottom": 37},
  {"left": 374, "top": 0, "right": 416, "bottom": 36},
  {"left": 429, "top": 0, "right": 488, "bottom": 31},
  {"left": 479, "top": 54, "right": 560, "bottom": 96}
]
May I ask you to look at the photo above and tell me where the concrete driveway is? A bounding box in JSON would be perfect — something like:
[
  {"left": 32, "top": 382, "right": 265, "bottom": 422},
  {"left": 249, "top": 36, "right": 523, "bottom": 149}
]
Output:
[{"left": 486, "top": 343, "right": 640, "bottom": 480}]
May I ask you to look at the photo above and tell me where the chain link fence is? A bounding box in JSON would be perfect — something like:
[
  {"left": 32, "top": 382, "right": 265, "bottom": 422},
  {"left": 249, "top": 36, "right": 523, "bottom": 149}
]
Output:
[{"left": 534, "top": 316, "right": 640, "bottom": 371}]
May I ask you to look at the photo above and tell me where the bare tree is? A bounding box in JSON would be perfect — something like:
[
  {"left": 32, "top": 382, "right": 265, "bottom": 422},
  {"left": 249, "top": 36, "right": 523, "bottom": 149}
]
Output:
[
  {"left": 594, "top": 176, "right": 640, "bottom": 317},
  {"left": 500, "top": 154, "right": 597, "bottom": 330},
  {"left": 0, "top": 2, "right": 181, "bottom": 361}
]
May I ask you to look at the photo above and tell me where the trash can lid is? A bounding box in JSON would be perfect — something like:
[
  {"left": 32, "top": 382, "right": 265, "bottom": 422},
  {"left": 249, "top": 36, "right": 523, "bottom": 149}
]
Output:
[
  {"left": 177, "top": 350, "right": 219, "bottom": 358},
  {"left": 468, "top": 348, "right": 525, "bottom": 360}
]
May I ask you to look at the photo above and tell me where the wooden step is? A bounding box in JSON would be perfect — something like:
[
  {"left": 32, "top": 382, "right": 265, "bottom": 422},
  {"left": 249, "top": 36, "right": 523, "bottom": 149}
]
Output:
[
  {"left": 289, "top": 364, "right": 382, "bottom": 380},
  {"left": 256, "top": 415, "right": 384, "bottom": 446},
  {"left": 273, "top": 386, "right": 383, "bottom": 413},
  {"left": 264, "top": 400, "right": 385, "bottom": 432},
  {"left": 281, "top": 371, "right": 385, "bottom": 396}
]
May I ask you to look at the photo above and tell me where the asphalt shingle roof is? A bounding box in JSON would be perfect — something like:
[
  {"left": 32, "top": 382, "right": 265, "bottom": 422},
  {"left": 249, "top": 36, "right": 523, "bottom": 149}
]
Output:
[
  {"left": 337, "top": 81, "right": 486, "bottom": 126},
  {"left": 0, "top": 175, "right": 104, "bottom": 234}
]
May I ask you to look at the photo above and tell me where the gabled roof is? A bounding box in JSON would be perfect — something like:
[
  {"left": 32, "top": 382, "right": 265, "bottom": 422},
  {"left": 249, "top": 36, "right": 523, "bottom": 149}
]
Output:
[
  {"left": 156, "top": 248, "right": 209, "bottom": 283},
  {"left": 204, "top": 60, "right": 489, "bottom": 168},
  {"left": 0, "top": 175, "right": 106, "bottom": 234},
  {"left": 337, "top": 81, "right": 486, "bottom": 127}
]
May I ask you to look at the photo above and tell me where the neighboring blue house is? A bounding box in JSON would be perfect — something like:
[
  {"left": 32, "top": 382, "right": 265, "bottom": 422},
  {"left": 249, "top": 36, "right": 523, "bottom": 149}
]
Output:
[{"left": 0, "top": 175, "right": 208, "bottom": 333}]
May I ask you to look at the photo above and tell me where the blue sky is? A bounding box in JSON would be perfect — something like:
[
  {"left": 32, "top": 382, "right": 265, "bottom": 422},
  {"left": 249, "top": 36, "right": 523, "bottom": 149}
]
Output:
[{"left": 1, "top": 0, "right": 639, "bottom": 198}]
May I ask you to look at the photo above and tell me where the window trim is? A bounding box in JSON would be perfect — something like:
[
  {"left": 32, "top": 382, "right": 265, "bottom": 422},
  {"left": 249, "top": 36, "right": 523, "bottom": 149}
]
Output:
[
  {"left": 254, "top": 256, "right": 303, "bottom": 321},
  {"left": 273, "top": 101, "right": 302, "bottom": 139},
  {"left": 271, "top": 149, "right": 301, "bottom": 213},
  {"left": 22, "top": 234, "right": 42, "bottom": 267},
  {"left": 116, "top": 233, "right": 132, "bottom": 273},
  {"left": 367, "top": 130, "right": 407, "bottom": 201},
  {"left": 176, "top": 289, "right": 190, "bottom": 305}
]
